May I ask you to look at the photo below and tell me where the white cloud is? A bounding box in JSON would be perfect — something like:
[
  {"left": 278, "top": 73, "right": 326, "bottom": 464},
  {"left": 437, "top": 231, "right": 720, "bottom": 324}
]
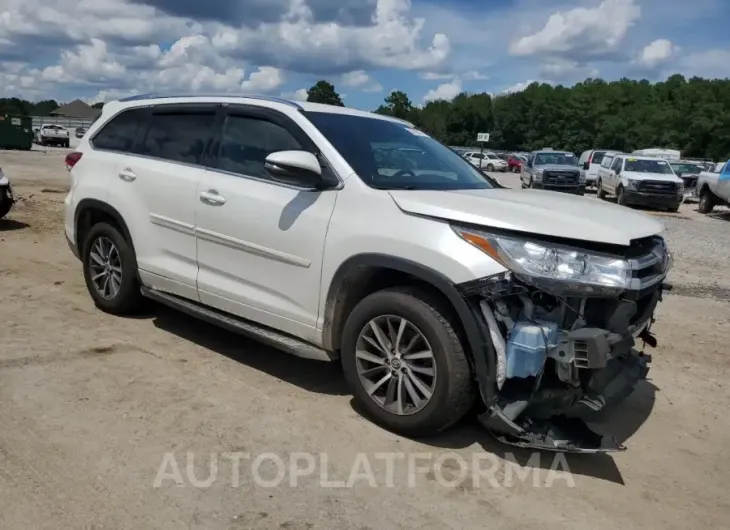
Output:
[
  {"left": 420, "top": 72, "right": 453, "bottom": 80},
  {"left": 502, "top": 80, "right": 537, "bottom": 94},
  {"left": 341, "top": 69, "right": 383, "bottom": 92},
  {"left": 510, "top": 0, "right": 641, "bottom": 62},
  {"left": 540, "top": 59, "right": 599, "bottom": 80},
  {"left": 678, "top": 49, "right": 730, "bottom": 79},
  {"left": 241, "top": 66, "right": 285, "bottom": 92},
  {"left": 283, "top": 88, "right": 309, "bottom": 101},
  {"left": 636, "top": 39, "right": 679, "bottom": 69},
  {"left": 0, "top": 0, "right": 448, "bottom": 101},
  {"left": 461, "top": 70, "right": 487, "bottom": 81},
  {"left": 423, "top": 78, "right": 462, "bottom": 102}
]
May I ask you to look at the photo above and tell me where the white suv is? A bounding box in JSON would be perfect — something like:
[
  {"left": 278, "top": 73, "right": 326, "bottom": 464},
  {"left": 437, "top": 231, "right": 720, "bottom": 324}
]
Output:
[{"left": 64, "top": 94, "right": 672, "bottom": 452}]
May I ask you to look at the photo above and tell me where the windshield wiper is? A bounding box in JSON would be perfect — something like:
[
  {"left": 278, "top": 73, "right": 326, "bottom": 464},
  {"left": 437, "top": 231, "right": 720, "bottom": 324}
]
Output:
[{"left": 370, "top": 184, "right": 419, "bottom": 190}]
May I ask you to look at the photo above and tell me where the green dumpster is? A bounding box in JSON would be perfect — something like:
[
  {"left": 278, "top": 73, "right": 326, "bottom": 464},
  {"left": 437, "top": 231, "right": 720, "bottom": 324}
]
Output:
[{"left": 0, "top": 114, "right": 33, "bottom": 150}]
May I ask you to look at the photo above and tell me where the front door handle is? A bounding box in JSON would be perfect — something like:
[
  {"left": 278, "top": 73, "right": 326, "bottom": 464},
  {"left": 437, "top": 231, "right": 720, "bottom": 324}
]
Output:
[
  {"left": 200, "top": 190, "right": 226, "bottom": 206},
  {"left": 118, "top": 168, "right": 136, "bottom": 181}
]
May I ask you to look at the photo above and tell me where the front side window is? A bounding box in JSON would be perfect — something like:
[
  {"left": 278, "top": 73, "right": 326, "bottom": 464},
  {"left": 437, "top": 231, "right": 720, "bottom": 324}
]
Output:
[
  {"left": 611, "top": 157, "right": 623, "bottom": 172},
  {"left": 217, "top": 115, "right": 303, "bottom": 179},
  {"left": 624, "top": 158, "right": 673, "bottom": 174},
  {"left": 137, "top": 111, "right": 216, "bottom": 165},
  {"left": 92, "top": 108, "right": 147, "bottom": 152},
  {"left": 305, "top": 111, "right": 494, "bottom": 190},
  {"left": 591, "top": 151, "right": 606, "bottom": 165}
]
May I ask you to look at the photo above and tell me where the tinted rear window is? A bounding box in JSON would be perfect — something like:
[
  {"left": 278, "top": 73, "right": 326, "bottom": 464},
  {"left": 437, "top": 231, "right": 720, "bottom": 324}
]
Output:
[
  {"left": 92, "top": 109, "right": 147, "bottom": 152},
  {"left": 591, "top": 151, "right": 606, "bottom": 164},
  {"left": 136, "top": 111, "right": 216, "bottom": 165}
]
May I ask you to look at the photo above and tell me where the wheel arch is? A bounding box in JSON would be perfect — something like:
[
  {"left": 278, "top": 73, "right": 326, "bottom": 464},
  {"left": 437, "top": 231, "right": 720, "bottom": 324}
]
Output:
[
  {"left": 322, "top": 253, "right": 496, "bottom": 405},
  {"left": 74, "top": 199, "right": 134, "bottom": 256}
]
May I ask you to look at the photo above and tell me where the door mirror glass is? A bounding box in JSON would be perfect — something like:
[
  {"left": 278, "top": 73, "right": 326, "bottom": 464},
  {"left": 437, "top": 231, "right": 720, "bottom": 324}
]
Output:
[{"left": 265, "top": 150, "right": 323, "bottom": 188}]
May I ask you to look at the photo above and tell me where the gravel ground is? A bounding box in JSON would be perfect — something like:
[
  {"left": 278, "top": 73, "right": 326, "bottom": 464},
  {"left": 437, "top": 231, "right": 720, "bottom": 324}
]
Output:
[{"left": 1, "top": 152, "right": 729, "bottom": 530}]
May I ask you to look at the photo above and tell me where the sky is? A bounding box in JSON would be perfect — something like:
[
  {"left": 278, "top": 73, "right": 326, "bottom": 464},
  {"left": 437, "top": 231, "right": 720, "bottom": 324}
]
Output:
[{"left": 0, "top": 0, "right": 729, "bottom": 110}]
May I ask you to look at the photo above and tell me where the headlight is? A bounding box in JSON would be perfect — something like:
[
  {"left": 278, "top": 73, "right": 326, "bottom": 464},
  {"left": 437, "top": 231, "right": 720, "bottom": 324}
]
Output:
[
  {"left": 626, "top": 179, "right": 639, "bottom": 190},
  {"left": 452, "top": 226, "right": 632, "bottom": 292},
  {"left": 677, "top": 182, "right": 684, "bottom": 194},
  {"left": 534, "top": 170, "right": 543, "bottom": 182},
  {"left": 579, "top": 171, "right": 586, "bottom": 184}
]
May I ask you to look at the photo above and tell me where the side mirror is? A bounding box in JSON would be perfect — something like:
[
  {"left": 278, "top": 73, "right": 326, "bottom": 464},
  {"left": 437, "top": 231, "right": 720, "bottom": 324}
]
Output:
[
  {"left": 583, "top": 161, "right": 590, "bottom": 170},
  {"left": 265, "top": 150, "right": 324, "bottom": 188}
]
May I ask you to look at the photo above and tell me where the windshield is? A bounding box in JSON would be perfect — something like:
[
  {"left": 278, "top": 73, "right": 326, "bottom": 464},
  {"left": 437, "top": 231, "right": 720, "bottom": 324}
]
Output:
[
  {"left": 535, "top": 152, "right": 577, "bottom": 166},
  {"left": 305, "top": 112, "right": 494, "bottom": 190},
  {"left": 624, "top": 158, "right": 673, "bottom": 174},
  {"left": 670, "top": 163, "right": 701, "bottom": 174}
]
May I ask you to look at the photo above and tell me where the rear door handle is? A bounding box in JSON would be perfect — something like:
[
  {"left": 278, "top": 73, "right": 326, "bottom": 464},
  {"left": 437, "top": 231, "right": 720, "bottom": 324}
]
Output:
[
  {"left": 200, "top": 190, "right": 226, "bottom": 206},
  {"left": 118, "top": 168, "right": 136, "bottom": 181}
]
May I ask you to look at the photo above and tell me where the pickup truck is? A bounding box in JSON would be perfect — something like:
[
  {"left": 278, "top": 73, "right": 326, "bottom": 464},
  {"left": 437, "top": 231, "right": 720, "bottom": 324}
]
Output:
[
  {"left": 697, "top": 161, "right": 730, "bottom": 214},
  {"left": 36, "top": 124, "right": 70, "bottom": 147}
]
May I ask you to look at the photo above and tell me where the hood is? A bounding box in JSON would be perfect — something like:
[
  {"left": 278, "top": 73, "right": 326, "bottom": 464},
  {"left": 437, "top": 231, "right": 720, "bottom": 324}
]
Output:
[
  {"left": 624, "top": 171, "right": 682, "bottom": 183},
  {"left": 388, "top": 188, "right": 664, "bottom": 247},
  {"left": 535, "top": 164, "right": 580, "bottom": 172}
]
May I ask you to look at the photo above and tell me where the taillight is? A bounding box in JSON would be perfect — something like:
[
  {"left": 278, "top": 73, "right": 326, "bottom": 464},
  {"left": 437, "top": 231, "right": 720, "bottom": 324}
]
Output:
[{"left": 65, "top": 151, "right": 83, "bottom": 171}]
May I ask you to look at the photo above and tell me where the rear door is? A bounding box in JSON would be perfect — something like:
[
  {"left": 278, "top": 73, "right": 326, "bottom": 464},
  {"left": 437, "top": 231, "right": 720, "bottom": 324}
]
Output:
[
  {"left": 194, "top": 105, "right": 338, "bottom": 343},
  {"left": 106, "top": 104, "right": 218, "bottom": 300}
]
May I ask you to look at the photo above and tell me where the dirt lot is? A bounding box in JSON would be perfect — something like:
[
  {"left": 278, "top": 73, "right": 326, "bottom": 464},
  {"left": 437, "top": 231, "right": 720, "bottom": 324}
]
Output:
[{"left": 1, "top": 150, "right": 729, "bottom": 529}]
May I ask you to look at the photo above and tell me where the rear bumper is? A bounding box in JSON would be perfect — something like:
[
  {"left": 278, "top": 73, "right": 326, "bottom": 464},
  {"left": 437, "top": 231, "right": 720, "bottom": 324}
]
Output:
[{"left": 623, "top": 190, "right": 681, "bottom": 207}]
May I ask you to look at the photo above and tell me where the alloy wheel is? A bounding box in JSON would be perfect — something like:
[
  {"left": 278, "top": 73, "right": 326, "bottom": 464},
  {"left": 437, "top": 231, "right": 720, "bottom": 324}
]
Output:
[
  {"left": 88, "top": 236, "right": 123, "bottom": 300},
  {"left": 355, "top": 315, "right": 437, "bottom": 416}
]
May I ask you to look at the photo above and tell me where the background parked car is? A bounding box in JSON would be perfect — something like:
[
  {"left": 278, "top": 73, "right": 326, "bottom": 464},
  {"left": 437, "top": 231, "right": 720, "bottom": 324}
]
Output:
[
  {"left": 697, "top": 161, "right": 730, "bottom": 214},
  {"left": 75, "top": 127, "right": 87, "bottom": 138},
  {"left": 597, "top": 155, "right": 683, "bottom": 211},
  {"left": 521, "top": 150, "right": 585, "bottom": 195},
  {"left": 35, "top": 124, "right": 70, "bottom": 147},
  {"left": 507, "top": 154, "right": 526, "bottom": 172},
  {"left": 669, "top": 160, "right": 703, "bottom": 199},
  {"left": 579, "top": 149, "right": 610, "bottom": 188},
  {"left": 463, "top": 151, "right": 508, "bottom": 172}
]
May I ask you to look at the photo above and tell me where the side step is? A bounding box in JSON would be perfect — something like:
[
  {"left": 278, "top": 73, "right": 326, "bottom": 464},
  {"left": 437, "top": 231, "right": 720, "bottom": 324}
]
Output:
[{"left": 141, "top": 287, "right": 337, "bottom": 362}]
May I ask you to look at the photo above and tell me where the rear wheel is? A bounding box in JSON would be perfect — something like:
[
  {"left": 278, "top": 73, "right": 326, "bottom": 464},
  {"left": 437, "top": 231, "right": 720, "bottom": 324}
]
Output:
[
  {"left": 698, "top": 188, "right": 716, "bottom": 214},
  {"left": 341, "top": 287, "right": 475, "bottom": 436},
  {"left": 82, "top": 222, "right": 143, "bottom": 314}
]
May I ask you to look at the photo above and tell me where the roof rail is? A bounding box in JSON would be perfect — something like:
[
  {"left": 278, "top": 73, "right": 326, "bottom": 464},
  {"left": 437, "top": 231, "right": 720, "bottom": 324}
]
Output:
[{"left": 117, "top": 93, "right": 303, "bottom": 109}]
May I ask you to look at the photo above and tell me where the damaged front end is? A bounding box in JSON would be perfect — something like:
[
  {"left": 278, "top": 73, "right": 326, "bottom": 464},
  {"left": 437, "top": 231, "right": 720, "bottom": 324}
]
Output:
[{"left": 454, "top": 227, "right": 671, "bottom": 453}]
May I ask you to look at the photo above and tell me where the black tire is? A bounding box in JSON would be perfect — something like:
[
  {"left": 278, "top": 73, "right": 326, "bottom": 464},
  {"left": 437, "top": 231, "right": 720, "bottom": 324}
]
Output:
[
  {"left": 616, "top": 186, "right": 626, "bottom": 206},
  {"left": 0, "top": 190, "right": 12, "bottom": 219},
  {"left": 341, "top": 287, "right": 475, "bottom": 436},
  {"left": 82, "top": 222, "right": 143, "bottom": 314},
  {"left": 528, "top": 177, "right": 534, "bottom": 189},
  {"left": 64, "top": 140, "right": 70, "bottom": 148},
  {"left": 596, "top": 179, "right": 607, "bottom": 200},
  {"left": 486, "top": 164, "right": 494, "bottom": 172},
  {"left": 698, "top": 188, "right": 716, "bottom": 214}
]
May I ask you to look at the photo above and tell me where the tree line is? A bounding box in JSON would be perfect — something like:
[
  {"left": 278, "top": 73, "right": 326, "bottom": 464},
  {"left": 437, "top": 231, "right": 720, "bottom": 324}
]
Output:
[
  {"left": 306, "top": 75, "right": 730, "bottom": 161},
  {"left": 4, "top": 74, "right": 728, "bottom": 160}
]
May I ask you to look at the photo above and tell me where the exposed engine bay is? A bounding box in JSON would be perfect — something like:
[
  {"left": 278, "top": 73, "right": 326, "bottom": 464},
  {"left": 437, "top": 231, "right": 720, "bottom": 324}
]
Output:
[{"left": 456, "top": 234, "right": 671, "bottom": 453}]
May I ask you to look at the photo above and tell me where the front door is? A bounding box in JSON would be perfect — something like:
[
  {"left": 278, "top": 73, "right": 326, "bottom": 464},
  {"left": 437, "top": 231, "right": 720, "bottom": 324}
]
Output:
[{"left": 194, "top": 106, "right": 338, "bottom": 343}]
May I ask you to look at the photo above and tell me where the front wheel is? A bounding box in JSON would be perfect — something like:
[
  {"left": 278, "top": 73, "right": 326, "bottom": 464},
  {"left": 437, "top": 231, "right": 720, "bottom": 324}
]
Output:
[
  {"left": 698, "top": 188, "right": 716, "bottom": 214},
  {"left": 596, "top": 179, "right": 607, "bottom": 200},
  {"left": 617, "top": 186, "right": 626, "bottom": 206},
  {"left": 341, "top": 287, "right": 475, "bottom": 436},
  {"left": 82, "top": 222, "right": 143, "bottom": 314}
]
